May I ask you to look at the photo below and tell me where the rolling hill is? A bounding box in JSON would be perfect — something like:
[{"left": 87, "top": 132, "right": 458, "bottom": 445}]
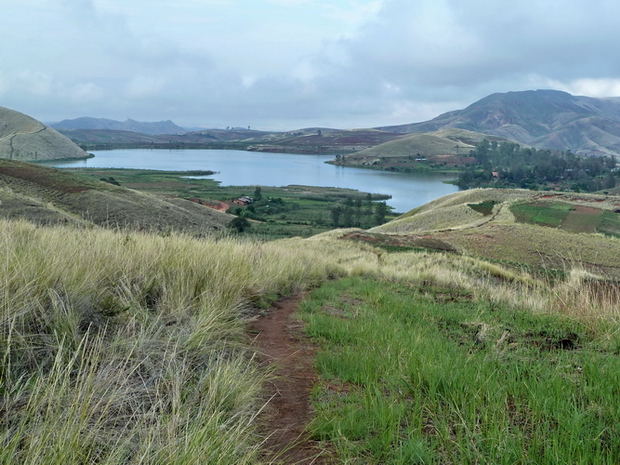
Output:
[
  {"left": 0, "top": 159, "right": 233, "bottom": 233},
  {"left": 342, "top": 188, "right": 620, "bottom": 278},
  {"left": 331, "top": 128, "right": 507, "bottom": 168},
  {"left": 0, "top": 106, "right": 90, "bottom": 161},
  {"left": 379, "top": 89, "right": 620, "bottom": 157}
]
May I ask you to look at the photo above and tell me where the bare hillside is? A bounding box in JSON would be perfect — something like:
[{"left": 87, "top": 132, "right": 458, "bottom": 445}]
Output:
[
  {"left": 0, "top": 159, "right": 233, "bottom": 233},
  {"left": 342, "top": 188, "right": 620, "bottom": 277},
  {"left": 0, "top": 107, "right": 89, "bottom": 161}
]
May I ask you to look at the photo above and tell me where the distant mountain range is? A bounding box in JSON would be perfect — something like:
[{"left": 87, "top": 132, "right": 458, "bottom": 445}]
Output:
[
  {"left": 49, "top": 117, "right": 189, "bottom": 135},
  {"left": 379, "top": 89, "right": 620, "bottom": 157},
  {"left": 10, "top": 89, "right": 620, "bottom": 160}
]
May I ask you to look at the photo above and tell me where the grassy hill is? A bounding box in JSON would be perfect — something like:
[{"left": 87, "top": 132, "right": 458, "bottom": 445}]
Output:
[
  {"left": 346, "top": 188, "right": 620, "bottom": 277},
  {"left": 330, "top": 128, "right": 509, "bottom": 171},
  {"left": 0, "top": 159, "right": 233, "bottom": 233},
  {"left": 0, "top": 106, "right": 90, "bottom": 161},
  {"left": 379, "top": 89, "right": 620, "bottom": 157},
  {"left": 2, "top": 184, "right": 620, "bottom": 462}
]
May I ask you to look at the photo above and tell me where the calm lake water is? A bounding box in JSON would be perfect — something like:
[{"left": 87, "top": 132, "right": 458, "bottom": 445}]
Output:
[{"left": 47, "top": 149, "right": 459, "bottom": 213}]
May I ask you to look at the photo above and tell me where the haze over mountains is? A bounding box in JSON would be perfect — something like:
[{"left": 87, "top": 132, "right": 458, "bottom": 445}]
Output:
[
  {"left": 50, "top": 117, "right": 189, "bottom": 135},
  {"left": 46, "top": 90, "right": 620, "bottom": 158}
]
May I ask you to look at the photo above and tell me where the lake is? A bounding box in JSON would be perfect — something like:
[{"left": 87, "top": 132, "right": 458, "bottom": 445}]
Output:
[{"left": 47, "top": 149, "right": 459, "bottom": 213}]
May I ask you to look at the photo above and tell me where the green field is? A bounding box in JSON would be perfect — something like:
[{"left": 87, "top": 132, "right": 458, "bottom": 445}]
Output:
[
  {"left": 67, "top": 168, "right": 394, "bottom": 239},
  {"left": 598, "top": 210, "right": 620, "bottom": 237},
  {"left": 509, "top": 201, "right": 573, "bottom": 228},
  {"left": 301, "top": 276, "right": 620, "bottom": 464},
  {"left": 510, "top": 201, "right": 620, "bottom": 237}
]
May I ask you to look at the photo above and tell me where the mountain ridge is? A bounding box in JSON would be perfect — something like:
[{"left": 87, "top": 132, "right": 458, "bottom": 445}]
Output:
[
  {"left": 50, "top": 117, "right": 188, "bottom": 135},
  {"left": 377, "top": 89, "right": 620, "bottom": 156}
]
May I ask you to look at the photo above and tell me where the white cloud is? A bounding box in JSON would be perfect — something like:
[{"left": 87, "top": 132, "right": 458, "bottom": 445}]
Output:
[
  {"left": 18, "top": 71, "right": 57, "bottom": 96},
  {"left": 4, "top": 0, "right": 620, "bottom": 130},
  {"left": 69, "top": 82, "right": 105, "bottom": 103},
  {"left": 125, "top": 76, "right": 167, "bottom": 98},
  {"left": 547, "top": 78, "right": 620, "bottom": 99}
]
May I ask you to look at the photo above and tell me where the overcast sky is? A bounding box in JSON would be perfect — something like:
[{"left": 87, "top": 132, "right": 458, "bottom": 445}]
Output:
[{"left": 2, "top": 0, "right": 620, "bottom": 130}]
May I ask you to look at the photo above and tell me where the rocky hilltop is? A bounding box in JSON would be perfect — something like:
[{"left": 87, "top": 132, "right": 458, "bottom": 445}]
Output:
[{"left": 0, "top": 106, "right": 89, "bottom": 161}]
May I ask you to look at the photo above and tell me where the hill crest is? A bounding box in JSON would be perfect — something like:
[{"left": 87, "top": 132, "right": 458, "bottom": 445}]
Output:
[
  {"left": 0, "top": 107, "right": 89, "bottom": 161},
  {"left": 378, "top": 90, "right": 620, "bottom": 156}
]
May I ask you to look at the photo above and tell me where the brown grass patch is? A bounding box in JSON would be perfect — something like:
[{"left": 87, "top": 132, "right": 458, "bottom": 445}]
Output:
[
  {"left": 0, "top": 165, "right": 90, "bottom": 193},
  {"left": 560, "top": 206, "right": 602, "bottom": 234}
]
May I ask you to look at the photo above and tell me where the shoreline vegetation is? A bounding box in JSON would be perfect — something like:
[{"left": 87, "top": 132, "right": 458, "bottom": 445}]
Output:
[
  {"left": 72, "top": 136, "right": 620, "bottom": 195},
  {"left": 65, "top": 167, "right": 397, "bottom": 239}
]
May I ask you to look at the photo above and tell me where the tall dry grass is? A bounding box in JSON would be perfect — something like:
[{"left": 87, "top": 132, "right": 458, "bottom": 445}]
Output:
[
  {"left": 0, "top": 220, "right": 353, "bottom": 464},
  {"left": 1, "top": 217, "right": 618, "bottom": 463}
]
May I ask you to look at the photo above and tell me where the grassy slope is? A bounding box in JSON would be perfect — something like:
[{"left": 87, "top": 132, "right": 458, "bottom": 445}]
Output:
[
  {"left": 334, "top": 129, "right": 508, "bottom": 167},
  {"left": 0, "top": 106, "right": 89, "bottom": 161},
  {"left": 302, "top": 276, "right": 620, "bottom": 464},
  {"left": 0, "top": 159, "right": 233, "bottom": 233},
  {"left": 367, "top": 188, "right": 620, "bottom": 277},
  {"left": 2, "top": 186, "right": 620, "bottom": 462}
]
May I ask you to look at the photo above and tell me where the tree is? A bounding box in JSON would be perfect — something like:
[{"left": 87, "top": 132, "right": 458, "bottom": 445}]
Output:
[
  {"left": 253, "top": 186, "right": 262, "bottom": 202},
  {"left": 228, "top": 217, "right": 251, "bottom": 233},
  {"left": 364, "top": 193, "right": 373, "bottom": 225},
  {"left": 330, "top": 206, "right": 342, "bottom": 227},
  {"left": 374, "top": 201, "right": 387, "bottom": 225},
  {"left": 342, "top": 198, "right": 354, "bottom": 227},
  {"left": 354, "top": 197, "right": 363, "bottom": 227}
]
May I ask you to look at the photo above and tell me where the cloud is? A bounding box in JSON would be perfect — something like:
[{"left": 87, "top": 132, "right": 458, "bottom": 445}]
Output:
[
  {"left": 279, "top": 0, "right": 620, "bottom": 126},
  {"left": 547, "top": 78, "right": 620, "bottom": 98},
  {"left": 3, "top": 0, "right": 620, "bottom": 129},
  {"left": 125, "top": 76, "right": 167, "bottom": 98},
  {"left": 68, "top": 82, "right": 106, "bottom": 103}
]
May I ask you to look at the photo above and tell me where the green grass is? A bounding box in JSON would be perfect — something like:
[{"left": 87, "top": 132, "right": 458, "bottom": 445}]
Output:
[
  {"left": 300, "top": 277, "right": 620, "bottom": 464},
  {"left": 467, "top": 200, "right": 498, "bottom": 216},
  {"left": 510, "top": 201, "right": 573, "bottom": 228},
  {"left": 598, "top": 210, "right": 620, "bottom": 237},
  {"left": 510, "top": 201, "right": 620, "bottom": 238},
  {"left": 66, "top": 168, "right": 392, "bottom": 239},
  {"left": 560, "top": 207, "right": 603, "bottom": 234}
]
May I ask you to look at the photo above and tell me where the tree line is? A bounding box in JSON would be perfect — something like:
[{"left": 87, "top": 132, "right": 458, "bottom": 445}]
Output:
[
  {"left": 330, "top": 194, "right": 388, "bottom": 228},
  {"left": 457, "top": 140, "right": 618, "bottom": 192}
]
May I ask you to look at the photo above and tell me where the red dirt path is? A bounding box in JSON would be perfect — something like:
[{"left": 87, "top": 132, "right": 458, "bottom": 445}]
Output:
[{"left": 248, "top": 294, "right": 334, "bottom": 464}]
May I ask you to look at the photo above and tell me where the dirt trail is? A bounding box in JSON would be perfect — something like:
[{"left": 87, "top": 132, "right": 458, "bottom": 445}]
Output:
[{"left": 249, "top": 294, "right": 333, "bottom": 464}]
